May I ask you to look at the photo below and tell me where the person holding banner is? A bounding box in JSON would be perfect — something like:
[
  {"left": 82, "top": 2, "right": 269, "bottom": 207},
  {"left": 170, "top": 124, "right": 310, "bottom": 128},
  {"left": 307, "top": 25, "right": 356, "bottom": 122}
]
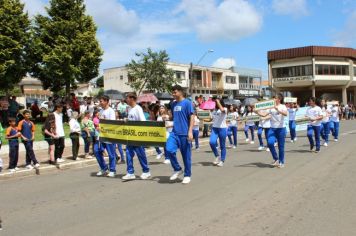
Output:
[
  {"left": 330, "top": 102, "right": 341, "bottom": 142},
  {"left": 320, "top": 99, "right": 331, "bottom": 147},
  {"left": 306, "top": 97, "right": 323, "bottom": 153},
  {"left": 243, "top": 106, "right": 256, "bottom": 144},
  {"left": 209, "top": 99, "right": 228, "bottom": 167},
  {"left": 257, "top": 111, "right": 271, "bottom": 151},
  {"left": 256, "top": 94, "right": 288, "bottom": 168},
  {"left": 166, "top": 85, "right": 195, "bottom": 184},
  {"left": 227, "top": 105, "right": 239, "bottom": 149},
  {"left": 287, "top": 103, "right": 298, "bottom": 143},
  {"left": 95, "top": 95, "right": 118, "bottom": 177},
  {"left": 122, "top": 93, "right": 151, "bottom": 180}
]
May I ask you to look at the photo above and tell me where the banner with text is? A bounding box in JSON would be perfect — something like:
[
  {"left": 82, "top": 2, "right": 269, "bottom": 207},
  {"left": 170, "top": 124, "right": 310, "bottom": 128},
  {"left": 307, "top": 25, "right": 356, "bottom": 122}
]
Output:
[
  {"left": 254, "top": 100, "right": 275, "bottom": 111},
  {"left": 284, "top": 97, "right": 297, "bottom": 103},
  {"left": 99, "top": 120, "right": 167, "bottom": 147}
]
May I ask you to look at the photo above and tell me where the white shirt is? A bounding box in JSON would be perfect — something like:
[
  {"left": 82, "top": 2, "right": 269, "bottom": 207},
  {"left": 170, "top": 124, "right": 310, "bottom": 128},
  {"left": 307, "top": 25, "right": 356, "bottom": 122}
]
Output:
[
  {"left": 306, "top": 106, "right": 323, "bottom": 126},
  {"left": 228, "top": 112, "right": 239, "bottom": 127},
  {"left": 54, "top": 112, "right": 65, "bottom": 137},
  {"left": 288, "top": 108, "right": 297, "bottom": 121},
  {"left": 193, "top": 116, "right": 200, "bottom": 130},
  {"left": 212, "top": 108, "right": 227, "bottom": 128},
  {"left": 127, "top": 105, "right": 146, "bottom": 121},
  {"left": 243, "top": 112, "right": 257, "bottom": 126},
  {"left": 321, "top": 107, "right": 331, "bottom": 123},
  {"left": 69, "top": 119, "right": 81, "bottom": 133},
  {"left": 330, "top": 106, "right": 340, "bottom": 122},
  {"left": 80, "top": 104, "right": 87, "bottom": 114},
  {"left": 67, "top": 108, "right": 73, "bottom": 119},
  {"left": 100, "top": 107, "right": 116, "bottom": 120},
  {"left": 259, "top": 110, "right": 271, "bottom": 128},
  {"left": 269, "top": 104, "right": 287, "bottom": 128}
]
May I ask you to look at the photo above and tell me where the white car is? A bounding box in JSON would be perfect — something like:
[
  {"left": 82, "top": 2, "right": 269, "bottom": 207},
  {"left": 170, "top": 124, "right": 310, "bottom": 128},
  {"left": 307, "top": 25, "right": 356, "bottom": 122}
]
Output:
[{"left": 40, "top": 101, "right": 49, "bottom": 111}]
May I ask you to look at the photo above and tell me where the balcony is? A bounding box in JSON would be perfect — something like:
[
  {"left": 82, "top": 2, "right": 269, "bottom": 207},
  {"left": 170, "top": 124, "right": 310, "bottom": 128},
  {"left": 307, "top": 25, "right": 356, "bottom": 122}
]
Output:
[{"left": 239, "top": 83, "right": 261, "bottom": 90}]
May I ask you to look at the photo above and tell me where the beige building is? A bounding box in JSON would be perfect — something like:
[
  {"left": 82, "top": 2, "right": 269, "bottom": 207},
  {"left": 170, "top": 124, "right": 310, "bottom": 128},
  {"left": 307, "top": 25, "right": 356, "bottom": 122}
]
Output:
[
  {"left": 268, "top": 46, "right": 356, "bottom": 105},
  {"left": 19, "top": 76, "right": 52, "bottom": 100},
  {"left": 104, "top": 62, "right": 262, "bottom": 99}
]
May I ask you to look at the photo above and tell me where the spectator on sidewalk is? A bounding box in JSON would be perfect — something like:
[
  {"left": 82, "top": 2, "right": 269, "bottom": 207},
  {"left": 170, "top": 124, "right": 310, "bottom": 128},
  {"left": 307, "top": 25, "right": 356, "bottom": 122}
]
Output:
[
  {"left": 0, "top": 123, "right": 3, "bottom": 172},
  {"left": 69, "top": 111, "right": 81, "bottom": 160},
  {"left": 18, "top": 110, "right": 40, "bottom": 170},
  {"left": 6, "top": 117, "right": 20, "bottom": 172},
  {"left": 43, "top": 113, "right": 57, "bottom": 165},
  {"left": 81, "top": 111, "right": 94, "bottom": 159},
  {"left": 0, "top": 96, "right": 9, "bottom": 127},
  {"left": 54, "top": 104, "right": 66, "bottom": 163},
  {"left": 117, "top": 99, "right": 128, "bottom": 118},
  {"left": 70, "top": 93, "right": 80, "bottom": 113},
  {"left": 31, "top": 100, "right": 43, "bottom": 120},
  {"left": 8, "top": 96, "right": 19, "bottom": 119}
]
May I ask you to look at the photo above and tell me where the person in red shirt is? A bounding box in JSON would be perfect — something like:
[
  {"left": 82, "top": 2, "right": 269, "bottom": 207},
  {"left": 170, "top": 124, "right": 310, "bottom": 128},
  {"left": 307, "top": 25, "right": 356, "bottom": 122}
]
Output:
[
  {"left": 70, "top": 93, "right": 80, "bottom": 112},
  {"left": 31, "top": 101, "right": 43, "bottom": 119}
]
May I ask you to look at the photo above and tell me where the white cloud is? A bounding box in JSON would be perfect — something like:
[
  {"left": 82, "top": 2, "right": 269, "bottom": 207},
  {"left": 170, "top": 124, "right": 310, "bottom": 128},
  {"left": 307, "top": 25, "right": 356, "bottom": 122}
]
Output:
[
  {"left": 212, "top": 58, "right": 236, "bottom": 69},
  {"left": 175, "top": 0, "right": 262, "bottom": 42},
  {"left": 272, "top": 0, "right": 308, "bottom": 17},
  {"left": 22, "top": 0, "right": 47, "bottom": 16},
  {"left": 333, "top": 11, "right": 356, "bottom": 47}
]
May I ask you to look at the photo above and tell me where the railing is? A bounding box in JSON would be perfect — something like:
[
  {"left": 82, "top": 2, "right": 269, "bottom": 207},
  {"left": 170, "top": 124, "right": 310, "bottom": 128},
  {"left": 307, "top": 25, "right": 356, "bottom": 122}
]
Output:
[{"left": 239, "top": 83, "right": 261, "bottom": 90}]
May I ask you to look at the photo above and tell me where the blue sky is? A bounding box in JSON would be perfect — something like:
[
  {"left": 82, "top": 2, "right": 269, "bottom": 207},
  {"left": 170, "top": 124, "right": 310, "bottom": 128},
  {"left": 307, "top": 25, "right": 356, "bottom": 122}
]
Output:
[{"left": 23, "top": 0, "right": 356, "bottom": 79}]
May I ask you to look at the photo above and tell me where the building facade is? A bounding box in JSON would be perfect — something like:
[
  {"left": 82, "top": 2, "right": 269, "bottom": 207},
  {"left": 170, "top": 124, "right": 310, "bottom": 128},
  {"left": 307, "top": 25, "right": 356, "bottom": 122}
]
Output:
[
  {"left": 268, "top": 46, "right": 356, "bottom": 105},
  {"left": 104, "top": 62, "right": 262, "bottom": 99}
]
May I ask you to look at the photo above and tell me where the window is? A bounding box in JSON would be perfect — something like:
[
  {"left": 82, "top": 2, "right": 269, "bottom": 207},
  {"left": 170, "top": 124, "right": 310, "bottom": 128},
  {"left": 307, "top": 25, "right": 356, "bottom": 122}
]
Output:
[
  {"left": 225, "top": 76, "right": 236, "bottom": 84},
  {"left": 175, "top": 71, "right": 186, "bottom": 80},
  {"left": 120, "top": 75, "right": 123, "bottom": 80},
  {"left": 272, "top": 65, "right": 313, "bottom": 78},
  {"left": 316, "top": 64, "right": 349, "bottom": 75}
]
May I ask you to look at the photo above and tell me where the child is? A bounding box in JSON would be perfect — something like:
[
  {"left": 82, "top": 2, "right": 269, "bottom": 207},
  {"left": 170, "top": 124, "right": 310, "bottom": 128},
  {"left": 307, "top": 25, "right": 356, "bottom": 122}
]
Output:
[
  {"left": 0, "top": 123, "right": 3, "bottom": 172},
  {"left": 69, "top": 111, "right": 81, "bottom": 160},
  {"left": 81, "top": 111, "right": 94, "bottom": 159},
  {"left": 18, "top": 110, "right": 40, "bottom": 169},
  {"left": 243, "top": 105, "right": 256, "bottom": 144},
  {"left": 192, "top": 112, "right": 200, "bottom": 150},
  {"left": 6, "top": 117, "right": 20, "bottom": 172},
  {"left": 43, "top": 113, "right": 57, "bottom": 165}
]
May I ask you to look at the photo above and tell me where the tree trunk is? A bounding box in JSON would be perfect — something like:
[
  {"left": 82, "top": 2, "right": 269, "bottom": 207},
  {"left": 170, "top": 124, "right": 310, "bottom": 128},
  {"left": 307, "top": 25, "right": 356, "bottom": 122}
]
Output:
[{"left": 66, "top": 77, "right": 71, "bottom": 99}]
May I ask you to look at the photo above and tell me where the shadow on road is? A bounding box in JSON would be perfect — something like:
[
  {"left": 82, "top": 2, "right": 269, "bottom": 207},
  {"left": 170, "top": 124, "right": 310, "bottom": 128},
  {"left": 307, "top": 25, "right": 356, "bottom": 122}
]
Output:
[
  {"left": 89, "top": 172, "right": 125, "bottom": 179},
  {"left": 194, "top": 161, "right": 215, "bottom": 167},
  {"left": 236, "top": 162, "right": 274, "bottom": 168},
  {"left": 152, "top": 176, "right": 178, "bottom": 184},
  {"left": 287, "top": 150, "right": 313, "bottom": 153}
]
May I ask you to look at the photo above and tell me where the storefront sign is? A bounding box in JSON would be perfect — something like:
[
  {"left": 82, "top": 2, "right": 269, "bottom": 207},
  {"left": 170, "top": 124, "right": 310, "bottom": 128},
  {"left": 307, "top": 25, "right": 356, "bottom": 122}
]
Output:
[
  {"left": 254, "top": 100, "right": 275, "bottom": 111},
  {"left": 238, "top": 90, "right": 259, "bottom": 96},
  {"left": 274, "top": 76, "right": 312, "bottom": 82}
]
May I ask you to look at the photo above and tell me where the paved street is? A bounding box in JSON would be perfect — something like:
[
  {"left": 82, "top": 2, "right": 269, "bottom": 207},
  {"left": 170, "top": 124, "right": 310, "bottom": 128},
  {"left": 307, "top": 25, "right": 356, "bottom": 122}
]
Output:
[{"left": 1, "top": 121, "right": 356, "bottom": 236}]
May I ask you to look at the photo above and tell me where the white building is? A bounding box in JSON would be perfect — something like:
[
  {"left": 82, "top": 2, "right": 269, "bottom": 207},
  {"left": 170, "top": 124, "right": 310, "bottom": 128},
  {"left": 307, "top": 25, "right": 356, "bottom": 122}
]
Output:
[
  {"left": 104, "top": 62, "right": 262, "bottom": 99},
  {"left": 268, "top": 46, "right": 356, "bottom": 105}
]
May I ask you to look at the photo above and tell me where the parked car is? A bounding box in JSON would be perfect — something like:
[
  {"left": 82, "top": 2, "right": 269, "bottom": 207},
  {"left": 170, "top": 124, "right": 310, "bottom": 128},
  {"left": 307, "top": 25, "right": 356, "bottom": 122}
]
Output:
[{"left": 40, "top": 101, "right": 49, "bottom": 112}]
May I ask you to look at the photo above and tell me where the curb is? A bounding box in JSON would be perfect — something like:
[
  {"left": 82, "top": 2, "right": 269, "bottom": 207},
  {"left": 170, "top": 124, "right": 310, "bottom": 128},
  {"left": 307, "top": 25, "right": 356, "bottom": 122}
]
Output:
[{"left": 0, "top": 139, "right": 211, "bottom": 180}]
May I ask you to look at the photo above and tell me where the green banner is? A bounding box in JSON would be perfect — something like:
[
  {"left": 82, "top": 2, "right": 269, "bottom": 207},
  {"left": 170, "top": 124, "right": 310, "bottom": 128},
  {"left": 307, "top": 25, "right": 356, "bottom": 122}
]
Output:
[
  {"left": 197, "top": 111, "right": 211, "bottom": 120},
  {"left": 254, "top": 100, "right": 275, "bottom": 111}
]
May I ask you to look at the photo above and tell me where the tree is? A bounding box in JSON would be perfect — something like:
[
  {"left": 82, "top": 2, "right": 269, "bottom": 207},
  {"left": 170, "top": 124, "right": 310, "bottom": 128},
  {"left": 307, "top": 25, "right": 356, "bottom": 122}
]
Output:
[
  {"left": 96, "top": 75, "right": 103, "bottom": 87},
  {"left": 126, "top": 48, "right": 179, "bottom": 95},
  {"left": 0, "top": 0, "right": 31, "bottom": 93},
  {"left": 30, "top": 0, "right": 103, "bottom": 96}
]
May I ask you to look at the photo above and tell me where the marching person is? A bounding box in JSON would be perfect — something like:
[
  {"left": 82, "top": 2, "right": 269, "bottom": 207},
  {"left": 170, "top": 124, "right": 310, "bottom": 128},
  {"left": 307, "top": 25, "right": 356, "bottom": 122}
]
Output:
[
  {"left": 166, "top": 85, "right": 195, "bottom": 184},
  {"left": 306, "top": 97, "right": 323, "bottom": 153},
  {"left": 156, "top": 105, "right": 171, "bottom": 164},
  {"left": 227, "top": 105, "right": 239, "bottom": 149},
  {"left": 209, "top": 98, "right": 228, "bottom": 167},
  {"left": 192, "top": 111, "right": 200, "bottom": 151},
  {"left": 288, "top": 102, "right": 298, "bottom": 142},
  {"left": 122, "top": 93, "right": 151, "bottom": 180},
  {"left": 94, "top": 95, "right": 118, "bottom": 178},
  {"left": 257, "top": 110, "right": 271, "bottom": 151},
  {"left": 256, "top": 94, "right": 288, "bottom": 168},
  {"left": 320, "top": 99, "right": 331, "bottom": 147},
  {"left": 243, "top": 105, "right": 256, "bottom": 144},
  {"left": 330, "top": 102, "right": 341, "bottom": 142}
]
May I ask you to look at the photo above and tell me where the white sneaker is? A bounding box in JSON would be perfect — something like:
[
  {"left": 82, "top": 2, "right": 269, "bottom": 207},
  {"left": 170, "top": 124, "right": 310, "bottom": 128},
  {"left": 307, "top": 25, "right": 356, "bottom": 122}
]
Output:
[
  {"left": 217, "top": 161, "right": 224, "bottom": 167},
  {"left": 271, "top": 160, "right": 279, "bottom": 167},
  {"left": 9, "top": 169, "right": 16, "bottom": 173},
  {"left": 170, "top": 170, "right": 183, "bottom": 181},
  {"left": 323, "top": 142, "right": 328, "bottom": 147},
  {"left": 294, "top": 138, "right": 298, "bottom": 141},
  {"left": 25, "top": 165, "right": 34, "bottom": 170},
  {"left": 245, "top": 138, "right": 249, "bottom": 142},
  {"left": 258, "top": 146, "right": 264, "bottom": 151},
  {"left": 213, "top": 157, "right": 220, "bottom": 165},
  {"left": 140, "top": 172, "right": 151, "bottom": 180},
  {"left": 266, "top": 148, "right": 270, "bottom": 152},
  {"left": 250, "top": 141, "right": 255, "bottom": 144},
  {"left": 122, "top": 173, "right": 136, "bottom": 180},
  {"left": 56, "top": 158, "right": 65, "bottom": 163},
  {"left": 86, "top": 155, "right": 94, "bottom": 159},
  {"left": 277, "top": 163, "right": 285, "bottom": 168},
  {"left": 334, "top": 139, "right": 338, "bottom": 142},
  {"left": 34, "top": 163, "right": 40, "bottom": 169},
  {"left": 227, "top": 145, "right": 232, "bottom": 148},
  {"left": 14, "top": 167, "right": 20, "bottom": 171},
  {"left": 107, "top": 172, "right": 116, "bottom": 178},
  {"left": 163, "top": 159, "right": 171, "bottom": 164},
  {"left": 195, "top": 147, "right": 200, "bottom": 151},
  {"left": 274, "top": 143, "right": 278, "bottom": 147},
  {"left": 182, "top": 176, "right": 191, "bottom": 184},
  {"left": 232, "top": 146, "right": 237, "bottom": 149},
  {"left": 96, "top": 170, "right": 108, "bottom": 176},
  {"left": 156, "top": 153, "right": 163, "bottom": 160},
  {"left": 290, "top": 140, "right": 294, "bottom": 143}
]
